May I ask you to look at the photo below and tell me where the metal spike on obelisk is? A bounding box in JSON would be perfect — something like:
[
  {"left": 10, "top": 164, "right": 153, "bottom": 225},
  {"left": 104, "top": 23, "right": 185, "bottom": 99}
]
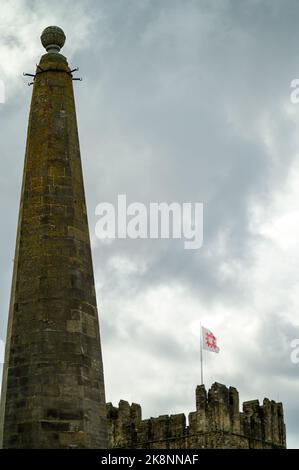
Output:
[
  {"left": 0, "top": 27, "right": 107, "bottom": 448},
  {"left": 23, "top": 26, "right": 82, "bottom": 85}
]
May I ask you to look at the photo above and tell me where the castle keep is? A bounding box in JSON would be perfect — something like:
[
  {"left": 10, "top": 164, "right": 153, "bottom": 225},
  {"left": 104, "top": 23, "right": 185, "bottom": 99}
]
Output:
[{"left": 107, "top": 383, "right": 286, "bottom": 449}]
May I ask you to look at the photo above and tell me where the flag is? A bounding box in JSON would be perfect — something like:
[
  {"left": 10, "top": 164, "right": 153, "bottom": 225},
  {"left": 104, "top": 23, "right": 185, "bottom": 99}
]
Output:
[{"left": 201, "top": 326, "right": 220, "bottom": 353}]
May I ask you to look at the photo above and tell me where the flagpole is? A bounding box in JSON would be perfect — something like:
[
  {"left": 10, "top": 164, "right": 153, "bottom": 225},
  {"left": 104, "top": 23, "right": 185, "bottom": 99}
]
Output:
[{"left": 200, "top": 322, "right": 203, "bottom": 385}]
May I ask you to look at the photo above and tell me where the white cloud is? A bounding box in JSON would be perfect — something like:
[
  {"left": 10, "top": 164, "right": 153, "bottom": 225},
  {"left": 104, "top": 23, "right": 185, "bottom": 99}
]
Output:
[
  {"left": 0, "top": 339, "right": 4, "bottom": 365},
  {"left": 0, "top": 0, "right": 96, "bottom": 99}
]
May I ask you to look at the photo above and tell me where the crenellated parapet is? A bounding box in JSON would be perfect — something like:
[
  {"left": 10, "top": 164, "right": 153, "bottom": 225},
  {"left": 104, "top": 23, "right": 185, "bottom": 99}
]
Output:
[
  {"left": 240, "top": 397, "right": 286, "bottom": 448},
  {"left": 107, "top": 383, "right": 286, "bottom": 449}
]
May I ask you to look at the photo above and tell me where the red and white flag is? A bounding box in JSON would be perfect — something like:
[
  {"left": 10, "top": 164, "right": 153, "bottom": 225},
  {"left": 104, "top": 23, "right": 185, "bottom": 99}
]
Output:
[{"left": 201, "top": 326, "right": 220, "bottom": 353}]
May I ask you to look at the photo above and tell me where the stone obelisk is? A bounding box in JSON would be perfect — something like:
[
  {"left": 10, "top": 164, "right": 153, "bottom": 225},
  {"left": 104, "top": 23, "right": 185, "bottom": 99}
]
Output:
[{"left": 0, "top": 26, "right": 107, "bottom": 448}]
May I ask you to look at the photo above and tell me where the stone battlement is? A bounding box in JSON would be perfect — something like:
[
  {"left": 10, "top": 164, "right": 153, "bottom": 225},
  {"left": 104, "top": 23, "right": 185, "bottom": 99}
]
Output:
[{"left": 107, "top": 382, "right": 286, "bottom": 449}]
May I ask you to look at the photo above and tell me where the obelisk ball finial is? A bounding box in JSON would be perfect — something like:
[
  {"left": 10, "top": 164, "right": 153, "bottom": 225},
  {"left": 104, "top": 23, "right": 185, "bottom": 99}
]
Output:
[{"left": 41, "top": 26, "right": 66, "bottom": 53}]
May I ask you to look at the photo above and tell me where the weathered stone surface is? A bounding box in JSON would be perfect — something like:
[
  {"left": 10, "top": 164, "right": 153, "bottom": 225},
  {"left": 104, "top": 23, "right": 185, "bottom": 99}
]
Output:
[
  {"left": 107, "top": 383, "right": 286, "bottom": 449},
  {"left": 0, "top": 30, "right": 107, "bottom": 448}
]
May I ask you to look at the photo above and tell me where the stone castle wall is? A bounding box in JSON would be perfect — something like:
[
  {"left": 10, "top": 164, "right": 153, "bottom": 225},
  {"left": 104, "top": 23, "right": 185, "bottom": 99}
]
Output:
[{"left": 107, "top": 382, "right": 286, "bottom": 449}]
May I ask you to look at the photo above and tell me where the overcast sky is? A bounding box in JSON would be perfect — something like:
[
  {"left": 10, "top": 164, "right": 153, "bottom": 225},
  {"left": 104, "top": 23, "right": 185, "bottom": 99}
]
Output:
[{"left": 0, "top": 0, "right": 299, "bottom": 448}]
